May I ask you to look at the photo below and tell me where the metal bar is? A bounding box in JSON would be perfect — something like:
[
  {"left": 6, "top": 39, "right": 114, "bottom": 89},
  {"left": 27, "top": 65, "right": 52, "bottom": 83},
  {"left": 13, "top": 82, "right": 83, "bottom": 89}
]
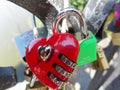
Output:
[{"left": 29, "top": 74, "right": 37, "bottom": 88}]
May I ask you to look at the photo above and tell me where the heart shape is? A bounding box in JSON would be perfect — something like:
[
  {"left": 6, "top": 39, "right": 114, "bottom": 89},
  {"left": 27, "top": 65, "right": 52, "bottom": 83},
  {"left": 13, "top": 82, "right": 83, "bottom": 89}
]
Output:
[{"left": 25, "top": 33, "right": 79, "bottom": 89}]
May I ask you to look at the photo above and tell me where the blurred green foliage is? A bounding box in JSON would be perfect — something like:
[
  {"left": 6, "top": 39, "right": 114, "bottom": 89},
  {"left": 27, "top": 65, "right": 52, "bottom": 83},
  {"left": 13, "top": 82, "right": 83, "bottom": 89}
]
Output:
[{"left": 70, "top": 0, "right": 88, "bottom": 10}]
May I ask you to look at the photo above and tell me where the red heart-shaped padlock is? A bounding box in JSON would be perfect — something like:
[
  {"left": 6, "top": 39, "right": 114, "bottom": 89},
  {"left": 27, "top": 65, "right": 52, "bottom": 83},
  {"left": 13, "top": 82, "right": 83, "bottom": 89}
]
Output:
[{"left": 25, "top": 33, "right": 79, "bottom": 89}]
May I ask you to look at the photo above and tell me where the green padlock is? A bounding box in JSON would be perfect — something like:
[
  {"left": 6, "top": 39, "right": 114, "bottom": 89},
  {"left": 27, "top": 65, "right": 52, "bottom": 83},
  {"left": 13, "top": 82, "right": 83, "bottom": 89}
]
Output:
[
  {"left": 52, "top": 7, "right": 97, "bottom": 66},
  {"left": 77, "top": 31, "right": 97, "bottom": 66}
]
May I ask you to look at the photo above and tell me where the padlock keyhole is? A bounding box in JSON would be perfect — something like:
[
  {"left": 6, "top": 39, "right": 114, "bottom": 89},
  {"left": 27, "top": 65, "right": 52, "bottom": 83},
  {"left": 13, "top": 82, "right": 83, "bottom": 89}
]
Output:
[{"left": 38, "top": 45, "right": 53, "bottom": 61}]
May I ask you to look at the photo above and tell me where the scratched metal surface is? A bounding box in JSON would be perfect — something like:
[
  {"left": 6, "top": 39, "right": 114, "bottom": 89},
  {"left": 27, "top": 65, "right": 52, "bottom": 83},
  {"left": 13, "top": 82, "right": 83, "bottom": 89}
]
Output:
[{"left": 83, "top": 0, "right": 117, "bottom": 34}]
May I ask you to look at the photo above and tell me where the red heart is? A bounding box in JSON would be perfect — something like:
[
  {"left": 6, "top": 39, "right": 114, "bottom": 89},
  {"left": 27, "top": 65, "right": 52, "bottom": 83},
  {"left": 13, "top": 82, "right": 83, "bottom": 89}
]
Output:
[{"left": 25, "top": 33, "right": 79, "bottom": 89}]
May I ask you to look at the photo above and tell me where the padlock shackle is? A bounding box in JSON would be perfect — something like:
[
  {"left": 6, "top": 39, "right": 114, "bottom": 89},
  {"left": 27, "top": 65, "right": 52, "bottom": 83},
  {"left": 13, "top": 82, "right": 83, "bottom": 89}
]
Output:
[{"left": 53, "top": 7, "right": 88, "bottom": 39}]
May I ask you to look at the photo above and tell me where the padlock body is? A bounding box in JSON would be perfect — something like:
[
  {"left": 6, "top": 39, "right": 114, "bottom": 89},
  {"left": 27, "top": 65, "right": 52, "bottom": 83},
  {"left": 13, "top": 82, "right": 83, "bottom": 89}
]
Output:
[
  {"left": 25, "top": 33, "right": 79, "bottom": 89},
  {"left": 112, "top": 33, "right": 120, "bottom": 46},
  {"left": 91, "top": 45, "right": 109, "bottom": 70},
  {"left": 77, "top": 31, "right": 97, "bottom": 66}
]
